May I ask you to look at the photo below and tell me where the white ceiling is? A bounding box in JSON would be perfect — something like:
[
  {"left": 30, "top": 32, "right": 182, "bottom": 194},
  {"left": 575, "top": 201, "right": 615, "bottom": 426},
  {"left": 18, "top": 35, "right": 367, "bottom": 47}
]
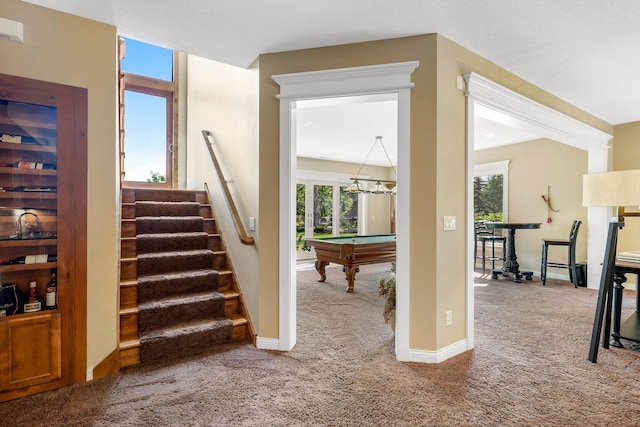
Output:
[
  {"left": 295, "top": 96, "right": 538, "bottom": 166},
  {"left": 296, "top": 94, "right": 399, "bottom": 166},
  {"left": 22, "top": 0, "right": 638, "bottom": 165},
  {"left": 24, "top": 0, "right": 640, "bottom": 126}
]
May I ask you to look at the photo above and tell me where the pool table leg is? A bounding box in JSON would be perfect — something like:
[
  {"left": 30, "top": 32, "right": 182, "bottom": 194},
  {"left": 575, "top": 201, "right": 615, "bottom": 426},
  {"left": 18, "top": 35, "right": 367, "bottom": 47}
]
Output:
[
  {"left": 315, "top": 260, "right": 329, "bottom": 282},
  {"left": 343, "top": 266, "right": 360, "bottom": 293}
]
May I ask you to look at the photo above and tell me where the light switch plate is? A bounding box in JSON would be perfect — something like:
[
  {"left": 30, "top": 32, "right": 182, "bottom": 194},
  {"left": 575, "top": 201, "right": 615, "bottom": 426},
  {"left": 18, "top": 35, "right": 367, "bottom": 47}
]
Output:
[
  {"left": 249, "top": 217, "right": 255, "bottom": 231},
  {"left": 444, "top": 216, "right": 456, "bottom": 231}
]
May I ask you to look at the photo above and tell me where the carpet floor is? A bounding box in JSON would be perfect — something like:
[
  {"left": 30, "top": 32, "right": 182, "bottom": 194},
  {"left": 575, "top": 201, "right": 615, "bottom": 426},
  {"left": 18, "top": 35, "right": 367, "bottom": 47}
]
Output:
[{"left": 2, "top": 263, "right": 640, "bottom": 426}]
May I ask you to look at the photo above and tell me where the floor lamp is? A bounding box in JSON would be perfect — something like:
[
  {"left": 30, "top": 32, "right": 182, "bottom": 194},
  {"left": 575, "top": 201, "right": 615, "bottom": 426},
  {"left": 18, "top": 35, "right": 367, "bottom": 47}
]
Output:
[{"left": 584, "top": 169, "right": 640, "bottom": 363}]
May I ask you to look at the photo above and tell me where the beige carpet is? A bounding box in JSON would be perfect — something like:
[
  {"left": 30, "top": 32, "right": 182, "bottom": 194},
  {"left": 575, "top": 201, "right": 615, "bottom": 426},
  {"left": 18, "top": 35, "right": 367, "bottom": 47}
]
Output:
[{"left": 2, "top": 263, "right": 640, "bottom": 426}]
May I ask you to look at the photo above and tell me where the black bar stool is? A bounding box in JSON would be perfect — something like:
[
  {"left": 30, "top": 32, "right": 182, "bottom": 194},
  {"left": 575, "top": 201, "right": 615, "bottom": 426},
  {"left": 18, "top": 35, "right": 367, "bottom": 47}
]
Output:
[
  {"left": 540, "top": 220, "right": 583, "bottom": 287},
  {"left": 475, "top": 221, "right": 506, "bottom": 274}
]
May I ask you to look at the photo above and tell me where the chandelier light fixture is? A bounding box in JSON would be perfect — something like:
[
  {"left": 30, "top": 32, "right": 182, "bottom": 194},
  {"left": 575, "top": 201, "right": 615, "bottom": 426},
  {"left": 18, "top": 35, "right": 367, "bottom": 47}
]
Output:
[{"left": 346, "top": 136, "right": 397, "bottom": 195}]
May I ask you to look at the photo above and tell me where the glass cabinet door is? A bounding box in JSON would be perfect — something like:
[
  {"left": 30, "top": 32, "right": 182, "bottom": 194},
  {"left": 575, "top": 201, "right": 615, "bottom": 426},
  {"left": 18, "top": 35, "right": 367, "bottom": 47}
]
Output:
[{"left": 0, "top": 99, "right": 58, "bottom": 314}]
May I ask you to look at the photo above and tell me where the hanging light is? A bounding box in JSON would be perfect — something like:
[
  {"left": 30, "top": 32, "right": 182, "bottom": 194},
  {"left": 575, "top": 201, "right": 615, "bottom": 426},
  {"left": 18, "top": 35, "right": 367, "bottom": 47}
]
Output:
[
  {"left": 369, "top": 181, "right": 390, "bottom": 194},
  {"left": 348, "top": 136, "right": 397, "bottom": 195},
  {"left": 346, "top": 179, "right": 367, "bottom": 193}
]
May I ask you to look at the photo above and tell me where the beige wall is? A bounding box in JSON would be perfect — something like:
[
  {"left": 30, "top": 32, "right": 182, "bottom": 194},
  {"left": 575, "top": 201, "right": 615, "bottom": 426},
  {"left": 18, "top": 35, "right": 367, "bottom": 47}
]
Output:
[
  {"left": 259, "top": 34, "right": 613, "bottom": 353},
  {"left": 434, "top": 35, "right": 609, "bottom": 348},
  {"left": 185, "top": 55, "right": 260, "bottom": 324},
  {"left": 613, "top": 121, "right": 640, "bottom": 253},
  {"left": 475, "top": 139, "right": 589, "bottom": 275},
  {"left": 296, "top": 157, "right": 394, "bottom": 235},
  {"left": 259, "top": 35, "right": 442, "bottom": 347},
  {"left": 1, "top": 0, "right": 119, "bottom": 370},
  {"left": 3, "top": 0, "right": 620, "bottom": 365}
]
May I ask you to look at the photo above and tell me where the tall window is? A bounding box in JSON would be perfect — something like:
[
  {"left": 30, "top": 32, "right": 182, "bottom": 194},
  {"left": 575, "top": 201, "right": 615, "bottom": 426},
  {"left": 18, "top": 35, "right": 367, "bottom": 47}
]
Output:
[
  {"left": 474, "top": 160, "right": 510, "bottom": 222},
  {"left": 339, "top": 187, "right": 358, "bottom": 236},
  {"left": 474, "top": 174, "right": 503, "bottom": 221},
  {"left": 119, "top": 37, "right": 176, "bottom": 186},
  {"left": 295, "top": 179, "right": 360, "bottom": 259}
]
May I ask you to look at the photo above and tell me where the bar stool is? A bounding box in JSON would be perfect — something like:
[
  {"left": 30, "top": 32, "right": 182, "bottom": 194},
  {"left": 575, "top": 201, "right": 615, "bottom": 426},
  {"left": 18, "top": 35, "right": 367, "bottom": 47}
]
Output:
[
  {"left": 474, "top": 221, "right": 506, "bottom": 274},
  {"left": 540, "top": 220, "right": 583, "bottom": 287}
]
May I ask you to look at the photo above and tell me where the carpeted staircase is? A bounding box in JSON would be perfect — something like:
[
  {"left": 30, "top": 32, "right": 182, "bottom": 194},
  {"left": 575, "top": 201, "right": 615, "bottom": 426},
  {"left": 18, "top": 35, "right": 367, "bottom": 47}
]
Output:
[{"left": 119, "top": 188, "right": 250, "bottom": 366}]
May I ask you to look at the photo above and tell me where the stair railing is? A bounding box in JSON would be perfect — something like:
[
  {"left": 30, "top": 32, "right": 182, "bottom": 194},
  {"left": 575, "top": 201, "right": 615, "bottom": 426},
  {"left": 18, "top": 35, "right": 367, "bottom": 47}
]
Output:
[{"left": 202, "top": 130, "right": 255, "bottom": 245}]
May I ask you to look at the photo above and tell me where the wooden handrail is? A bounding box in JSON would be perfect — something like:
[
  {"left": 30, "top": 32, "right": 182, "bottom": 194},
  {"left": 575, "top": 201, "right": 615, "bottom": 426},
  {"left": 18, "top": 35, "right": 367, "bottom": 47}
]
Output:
[{"left": 202, "top": 130, "right": 254, "bottom": 245}]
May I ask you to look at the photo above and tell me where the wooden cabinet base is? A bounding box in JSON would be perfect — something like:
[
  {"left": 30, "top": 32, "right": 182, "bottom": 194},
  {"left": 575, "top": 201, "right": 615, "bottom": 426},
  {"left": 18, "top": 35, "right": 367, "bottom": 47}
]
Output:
[{"left": 0, "top": 312, "right": 64, "bottom": 402}]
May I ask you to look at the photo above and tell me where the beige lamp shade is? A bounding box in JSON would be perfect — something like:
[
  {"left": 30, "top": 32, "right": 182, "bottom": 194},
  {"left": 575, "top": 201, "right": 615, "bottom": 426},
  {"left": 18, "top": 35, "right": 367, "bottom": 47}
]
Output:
[{"left": 583, "top": 169, "right": 640, "bottom": 207}]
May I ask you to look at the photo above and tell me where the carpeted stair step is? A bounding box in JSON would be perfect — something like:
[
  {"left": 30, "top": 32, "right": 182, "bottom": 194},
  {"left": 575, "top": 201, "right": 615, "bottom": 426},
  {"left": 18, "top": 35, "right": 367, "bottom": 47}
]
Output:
[
  {"left": 137, "top": 232, "right": 209, "bottom": 254},
  {"left": 138, "top": 269, "right": 219, "bottom": 302},
  {"left": 137, "top": 249, "right": 214, "bottom": 275},
  {"left": 135, "top": 201, "right": 201, "bottom": 217},
  {"left": 138, "top": 291, "right": 227, "bottom": 334},
  {"left": 136, "top": 216, "right": 204, "bottom": 234},
  {"left": 120, "top": 188, "right": 246, "bottom": 365},
  {"left": 135, "top": 189, "right": 196, "bottom": 203},
  {"left": 139, "top": 317, "right": 233, "bottom": 362}
]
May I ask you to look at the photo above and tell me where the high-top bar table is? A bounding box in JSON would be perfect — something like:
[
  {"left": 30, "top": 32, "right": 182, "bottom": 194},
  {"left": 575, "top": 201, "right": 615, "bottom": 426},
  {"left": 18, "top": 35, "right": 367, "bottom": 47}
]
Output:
[
  {"left": 485, "top": 222, "right": 541, "bottom": 283},
  {"left": 610, "top": 261, "right": 640, "bottom": 348}
]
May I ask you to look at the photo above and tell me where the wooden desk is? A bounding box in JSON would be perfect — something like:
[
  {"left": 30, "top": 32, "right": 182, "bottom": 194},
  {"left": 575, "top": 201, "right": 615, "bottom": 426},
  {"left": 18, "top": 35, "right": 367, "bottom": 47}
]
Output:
[
  {"left": 304, "top": 234, "right": 396, "bottom": 292},
  {"left": 610, "top": 262, "right": 640, "bottom": 347},
  {"left": 486, "top": 222, "right": 541, "bottom": 283}
]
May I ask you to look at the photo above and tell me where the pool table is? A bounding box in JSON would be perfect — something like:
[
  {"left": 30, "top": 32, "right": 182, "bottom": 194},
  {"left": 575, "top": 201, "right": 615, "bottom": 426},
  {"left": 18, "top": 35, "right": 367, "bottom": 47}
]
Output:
[{"left": 304, "top": 234, "right": 396, "bottom": 292}]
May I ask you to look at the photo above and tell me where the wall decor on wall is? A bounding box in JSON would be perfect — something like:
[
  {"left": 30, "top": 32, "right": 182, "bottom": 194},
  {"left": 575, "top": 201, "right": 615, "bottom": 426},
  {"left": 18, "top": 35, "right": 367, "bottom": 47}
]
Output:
[{"left": 541, "top": 185, "right": 559, "bottom": 223}]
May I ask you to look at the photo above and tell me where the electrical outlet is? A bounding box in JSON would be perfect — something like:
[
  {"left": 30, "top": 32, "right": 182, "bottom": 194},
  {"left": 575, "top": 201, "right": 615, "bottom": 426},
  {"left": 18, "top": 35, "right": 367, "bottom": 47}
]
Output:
[{"left": 445, "top": 310, "right": 452, "bottom": 326}]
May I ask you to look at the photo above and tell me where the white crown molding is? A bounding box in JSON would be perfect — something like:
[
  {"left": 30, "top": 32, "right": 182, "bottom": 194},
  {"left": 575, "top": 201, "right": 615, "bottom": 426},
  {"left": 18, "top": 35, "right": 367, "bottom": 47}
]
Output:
[
  {"left": 464, "top": 72, "right": 612, "bottom": 150},
  {"left": 273, "top": 61, "right": 419, "bottom": 100}
]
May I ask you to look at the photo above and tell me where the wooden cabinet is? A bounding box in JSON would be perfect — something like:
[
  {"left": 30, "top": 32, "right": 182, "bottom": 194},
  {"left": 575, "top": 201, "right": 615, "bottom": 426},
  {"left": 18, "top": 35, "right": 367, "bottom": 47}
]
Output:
[
  {"left": 0, "top": 74, "right": 87, "bottom": 402},
  {"left": 0, "top": 312, "right": 62, "bottom": 390}
]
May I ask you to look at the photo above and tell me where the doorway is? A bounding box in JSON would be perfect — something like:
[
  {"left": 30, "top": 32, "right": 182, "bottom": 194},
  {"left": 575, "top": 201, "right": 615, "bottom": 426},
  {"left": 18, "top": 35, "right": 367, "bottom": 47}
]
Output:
[
  {"left": 464, "top": 72, "right": 613, "bottom": 348},
  {"left": 273, "top": 61, "right": 418, "bottom": 357}
]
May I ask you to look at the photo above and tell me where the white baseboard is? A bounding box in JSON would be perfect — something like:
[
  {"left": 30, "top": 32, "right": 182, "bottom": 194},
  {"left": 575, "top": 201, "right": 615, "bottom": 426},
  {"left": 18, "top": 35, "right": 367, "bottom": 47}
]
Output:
[
  {"left": 256, "top": 337, "right": 280, "bottom": 351},
  {"left": 258, "top": 335, "right": 469, "bottom": 364},
  {"left": 401, "top": 339, "right": 468, "bottom": 363}
]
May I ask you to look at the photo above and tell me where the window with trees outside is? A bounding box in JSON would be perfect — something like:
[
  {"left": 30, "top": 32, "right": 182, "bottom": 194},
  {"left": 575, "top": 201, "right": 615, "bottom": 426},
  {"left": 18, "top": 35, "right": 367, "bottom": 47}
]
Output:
[
  {"left": 474, "top": 160, "right": 509, "bottom": 227},
  {"left": 296, "top": 180, "right": 360, "bottom": 252},
  {"left": 474, "top": 174, "right": 503, "bottom": 222}
]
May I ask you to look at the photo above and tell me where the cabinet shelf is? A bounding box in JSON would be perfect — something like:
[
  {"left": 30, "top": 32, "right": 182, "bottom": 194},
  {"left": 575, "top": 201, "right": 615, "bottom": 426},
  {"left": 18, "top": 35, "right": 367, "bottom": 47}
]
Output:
[
  {"left": 0, "top": 238, "right": 57, "bottom": 248},
  {"left": 0, "top": 143, "right": 56, "bottom": 154},
  {"left": 0, "top": 116, "right": 56, "bottom": 130},
  {"left": 0, "top": 307, "right": 58, "bottom": 319},
  {"left": 0, "top": 261, "right": 57, "bottom": 273},
  {"left": 0, "top": 192, "right": 57, "bottom": 199},
  {"left": 0, "top": 166, "right": 56, "bottom": 176}
]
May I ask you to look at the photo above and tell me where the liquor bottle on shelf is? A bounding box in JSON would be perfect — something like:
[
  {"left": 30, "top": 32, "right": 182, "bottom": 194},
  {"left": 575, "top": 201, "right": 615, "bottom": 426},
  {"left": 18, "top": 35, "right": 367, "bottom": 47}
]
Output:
[
  {"left": 9, "top": 254, "right": 57, "bottom": 265},
  {"left": 45, "top": 270, "right": 57, "bottom": 310},
  {"left": 23, "top": 280, "right": 44, "bottom": 313}
]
